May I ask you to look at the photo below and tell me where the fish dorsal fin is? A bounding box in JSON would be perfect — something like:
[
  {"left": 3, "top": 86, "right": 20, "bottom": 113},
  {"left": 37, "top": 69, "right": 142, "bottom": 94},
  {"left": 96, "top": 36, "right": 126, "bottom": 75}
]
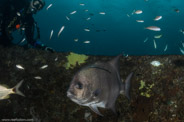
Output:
[
  {"left": 89, "top": 104, "right": 103, "bottom": 116},
  {"left": 108, "top": 54, "right": 122, "bottom": 70}
]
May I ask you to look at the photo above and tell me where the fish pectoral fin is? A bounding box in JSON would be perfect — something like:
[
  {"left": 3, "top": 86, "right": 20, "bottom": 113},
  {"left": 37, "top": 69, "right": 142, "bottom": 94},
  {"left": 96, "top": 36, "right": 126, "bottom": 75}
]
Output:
[
  {"left": 93, "top": 89, "right": 101, "bottom": 97},
  {"left": 89, "top": 104, "right": 103, "bottom": 116},
  {"left": 125, "top": 72, "right": 133, "bottom": 100}
]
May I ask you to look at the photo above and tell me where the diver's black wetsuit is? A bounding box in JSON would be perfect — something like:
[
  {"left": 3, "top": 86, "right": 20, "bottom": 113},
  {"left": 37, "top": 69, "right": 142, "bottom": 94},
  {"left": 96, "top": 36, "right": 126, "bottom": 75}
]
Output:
[{"left": 0, "top": 0, "right": 54, "bottom": 52}]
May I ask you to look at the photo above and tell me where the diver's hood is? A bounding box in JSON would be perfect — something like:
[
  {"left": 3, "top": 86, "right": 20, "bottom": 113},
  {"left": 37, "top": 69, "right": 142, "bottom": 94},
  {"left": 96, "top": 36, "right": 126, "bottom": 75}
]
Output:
[{"left": 29, "top": 0, "right": 45, "bottom": 14}]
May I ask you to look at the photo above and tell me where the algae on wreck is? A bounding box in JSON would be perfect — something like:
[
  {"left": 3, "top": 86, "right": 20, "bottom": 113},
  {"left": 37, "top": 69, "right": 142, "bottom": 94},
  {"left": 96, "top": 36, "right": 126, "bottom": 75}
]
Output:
[{"left": 64, "top": 52, "right": 88, "bottom": 70}]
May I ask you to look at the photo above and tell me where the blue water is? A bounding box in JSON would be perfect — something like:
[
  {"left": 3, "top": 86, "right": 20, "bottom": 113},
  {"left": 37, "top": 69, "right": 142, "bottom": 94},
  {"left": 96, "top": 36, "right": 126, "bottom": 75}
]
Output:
[{"left": 16, "top": 0, "right": 184, "bottom": 55}]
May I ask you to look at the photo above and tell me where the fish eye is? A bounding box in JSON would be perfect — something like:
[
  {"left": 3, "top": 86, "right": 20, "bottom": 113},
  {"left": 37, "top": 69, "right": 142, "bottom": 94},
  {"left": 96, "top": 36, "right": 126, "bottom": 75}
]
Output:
[{"left": 75, "top": 82, "right": 83, "bottom": 89}]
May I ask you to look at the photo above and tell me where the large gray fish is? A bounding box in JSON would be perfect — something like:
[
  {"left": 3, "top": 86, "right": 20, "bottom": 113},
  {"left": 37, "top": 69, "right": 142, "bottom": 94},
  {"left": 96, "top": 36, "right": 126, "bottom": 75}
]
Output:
[{"left": 67, "top": 55, "right": 133, "bottom": 116}]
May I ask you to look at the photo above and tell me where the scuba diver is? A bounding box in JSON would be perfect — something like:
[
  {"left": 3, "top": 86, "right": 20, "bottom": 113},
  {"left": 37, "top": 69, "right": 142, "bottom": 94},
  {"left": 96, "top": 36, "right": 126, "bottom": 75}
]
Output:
[{"left": 0, "top": 0, "right": 54, "bottom": 52}]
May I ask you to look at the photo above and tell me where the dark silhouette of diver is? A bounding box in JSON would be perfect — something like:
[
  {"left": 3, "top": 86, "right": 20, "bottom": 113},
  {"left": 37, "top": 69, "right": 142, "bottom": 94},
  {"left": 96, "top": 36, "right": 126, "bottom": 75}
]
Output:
[{"left": 0, "top": 0, "right": 54, "bottom": 52}]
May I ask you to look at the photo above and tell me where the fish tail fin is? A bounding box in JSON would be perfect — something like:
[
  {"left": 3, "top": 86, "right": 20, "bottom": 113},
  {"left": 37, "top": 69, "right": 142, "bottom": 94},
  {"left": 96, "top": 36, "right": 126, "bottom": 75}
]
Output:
[
  {"left": 124, "top": 72, "right": 133, "bottom": 100},
  {"left": 13, "top": 80, "right": 25, "bottom": 97},
  {"left": 131, "top": 10, "right": 135, "bottom": 15}
]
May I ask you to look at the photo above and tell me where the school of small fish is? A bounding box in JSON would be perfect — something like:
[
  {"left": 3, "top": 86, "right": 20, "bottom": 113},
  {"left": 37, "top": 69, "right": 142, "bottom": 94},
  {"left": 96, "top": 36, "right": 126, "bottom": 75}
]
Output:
[
  {"left": 70, "top": 11, "right": 77, "bottom": 15},
  {"left": 133, "top": 10, "right": 143, "bottom": 14},
  {"left": 16, "top": 64, "right": 24, "bottom": 70},
  {"left": 66, "top": 16, "right": 70, "bottom": 21},
  {"left": 34, "top": 76, "right": 42, "bottom": 80},
  {"left": 46, "top": 4, "right": 52, "bottom": 10},
  {"left": 50, "top": 30, "right": 54, "bottom": 40},
  {"left": 164, "top": 45, "right": 168, "bottom": 52},
  {"left": 79, "top": 3, "right": 85, "bottom": 6},
  {"left": 143, "top": 37, "right": 148, "bottom": 43},
  {"left": 84, "top": 40, "right": 90, "bottom": 44},
  {"left": 84, "top": 28, "right": 90, "bottom": 32},
  {"left": 40, "top": 65, "right": 48, "bottom": 69},
  {"left": 20, "top": 38, "right": 26, "bottom": 44},
  {"left": 145, "top": 26, "right": 161, "bottom": 31},
  {"left": 150, "top": 61, "right": 161, "bottom": 67},
  {"left": 179, "top": 48, "right": 184, "bottom": 54},
  {"left": 136, "top": 20, "right": 144, "bottom": 23},
  {"left": 153, "top": 40, "right": 157, "bottom": 49},
  {"left": 55, "top": 56, "right": 58, "bottom": 61},
  {"left": 154, "top": 35, "right": 162, "bottom": 39},
  {"left": 43, "top": 1, "right": 183, "bottom": 55},
  {"left": 17, "top": 12, "right": 21, "bottom": 16},
  {"left": 86, "top": 17, "right": 91, "bottom": 21},
  {"left": 99, "top": 12, "right": 106, "bottom": 15},
  {"left": 154, "top": 16, "right": 162, "bottom": 21},
  {"left": 74, "top": 38, "right": 78, "bottom": 42},
  {"left": 58, "top": 26, "right": 65, "bottom": 37}
]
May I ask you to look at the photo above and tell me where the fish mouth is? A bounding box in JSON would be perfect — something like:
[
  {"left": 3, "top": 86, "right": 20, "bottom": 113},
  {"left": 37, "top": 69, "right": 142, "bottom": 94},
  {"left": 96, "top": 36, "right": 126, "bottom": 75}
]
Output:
[
  {"left": 67, "top": 91, "right": 77, "bottom": 100},
  {"left": 67, "top": 91, "right": 73, "bottom": 98},
  {"left": 67, "top": 91, "right": 85, "bottom": 105}
]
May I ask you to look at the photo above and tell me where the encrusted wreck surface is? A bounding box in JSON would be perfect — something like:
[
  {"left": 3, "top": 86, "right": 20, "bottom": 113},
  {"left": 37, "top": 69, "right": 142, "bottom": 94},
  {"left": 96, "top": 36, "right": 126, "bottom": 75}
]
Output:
[{"left": 0, "top": 46, "right": 184, "bottom": 122}]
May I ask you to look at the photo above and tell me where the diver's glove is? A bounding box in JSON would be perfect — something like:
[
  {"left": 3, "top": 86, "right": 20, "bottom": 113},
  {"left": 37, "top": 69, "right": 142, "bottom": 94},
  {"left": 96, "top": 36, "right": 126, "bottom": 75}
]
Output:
[
  {"left": 33, "top": 41, "right": 55, "bottom": 53},
  {"left": 44, "top": 47, "right": 55, "bottom": 53}
]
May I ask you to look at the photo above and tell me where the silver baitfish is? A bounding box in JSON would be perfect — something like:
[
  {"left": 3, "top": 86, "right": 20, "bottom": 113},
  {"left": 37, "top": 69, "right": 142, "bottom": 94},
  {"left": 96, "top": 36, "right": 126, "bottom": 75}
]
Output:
[
  {"left": 67, "top": 55, "right": 133, "bottom": 116},
  {"left": 0, "top": 80, "right": 25, "bottom": 100}
]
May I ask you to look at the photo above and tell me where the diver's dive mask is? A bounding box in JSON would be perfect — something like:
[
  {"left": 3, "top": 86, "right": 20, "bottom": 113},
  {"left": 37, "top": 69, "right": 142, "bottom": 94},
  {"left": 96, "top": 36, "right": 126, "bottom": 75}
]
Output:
[{"left": 30, "top": 0, "right": 45, "bottom": 14}]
